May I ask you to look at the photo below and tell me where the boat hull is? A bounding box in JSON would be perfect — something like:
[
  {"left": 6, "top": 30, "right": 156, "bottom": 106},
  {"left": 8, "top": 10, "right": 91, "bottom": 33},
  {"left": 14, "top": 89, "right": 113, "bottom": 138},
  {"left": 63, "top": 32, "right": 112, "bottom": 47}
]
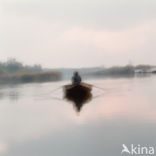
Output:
[{"left": 63, "top": 83, "right": 92, "bottom": 111}]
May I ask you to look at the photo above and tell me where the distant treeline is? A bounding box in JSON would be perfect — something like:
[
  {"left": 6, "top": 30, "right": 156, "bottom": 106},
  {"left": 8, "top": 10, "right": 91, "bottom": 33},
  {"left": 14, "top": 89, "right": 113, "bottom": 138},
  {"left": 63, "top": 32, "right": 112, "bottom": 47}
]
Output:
[
  {"left": 0, "top": 58, "right": 42, "bottom": 75},
  {"left": 96, "top": 65, "right": 134, "bottom": 76},
  {"left": 0, "top": 59, "right": 155, "bottom": 83},
  {"left": 0, "top": 59, "right": 61, "bottom": 84},
  {"left": 82, "top": 65, "right": 155, "bottom": 78}
]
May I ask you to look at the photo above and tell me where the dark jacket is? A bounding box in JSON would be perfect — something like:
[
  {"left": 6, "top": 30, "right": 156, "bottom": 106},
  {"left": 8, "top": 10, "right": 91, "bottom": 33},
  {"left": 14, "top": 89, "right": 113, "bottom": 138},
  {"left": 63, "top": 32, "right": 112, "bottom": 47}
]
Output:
[{"left": 72, "top": 74, "right": 81, "bottom": 84}]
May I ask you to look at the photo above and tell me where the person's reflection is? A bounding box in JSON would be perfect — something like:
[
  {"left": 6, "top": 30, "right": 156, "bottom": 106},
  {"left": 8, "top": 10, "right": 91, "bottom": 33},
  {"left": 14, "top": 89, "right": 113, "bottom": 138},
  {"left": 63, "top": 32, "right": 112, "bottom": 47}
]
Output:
[
  {"left": 65, "top": 88, "right": 92, "bottom": 112},
  {"left": 72, "top": 93, "right": 92, "bottom": 112}
]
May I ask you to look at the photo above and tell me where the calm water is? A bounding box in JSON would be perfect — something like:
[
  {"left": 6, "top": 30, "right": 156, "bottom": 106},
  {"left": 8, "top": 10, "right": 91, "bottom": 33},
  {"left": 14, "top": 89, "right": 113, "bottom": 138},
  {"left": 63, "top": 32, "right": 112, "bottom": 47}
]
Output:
[{"left": 0, "top": 76, "right": 156, "bottom": 156}]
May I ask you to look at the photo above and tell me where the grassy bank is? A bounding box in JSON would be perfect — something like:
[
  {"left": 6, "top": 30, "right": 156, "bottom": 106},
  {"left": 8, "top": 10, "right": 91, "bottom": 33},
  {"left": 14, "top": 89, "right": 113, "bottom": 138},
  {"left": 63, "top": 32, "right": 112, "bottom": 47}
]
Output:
[
  {"left": 0, "top": 59, "right": 61, "bottom": 84},
  {"left": 0, "top": 71, "right": 62, "bottom": 84}
]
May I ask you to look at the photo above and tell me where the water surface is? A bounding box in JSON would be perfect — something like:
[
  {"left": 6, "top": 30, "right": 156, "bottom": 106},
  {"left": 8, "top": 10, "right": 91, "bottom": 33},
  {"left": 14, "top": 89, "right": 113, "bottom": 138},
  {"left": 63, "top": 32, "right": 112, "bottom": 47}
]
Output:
[{"left": 0, "top": 76, "right": 156, "bottom": 156}]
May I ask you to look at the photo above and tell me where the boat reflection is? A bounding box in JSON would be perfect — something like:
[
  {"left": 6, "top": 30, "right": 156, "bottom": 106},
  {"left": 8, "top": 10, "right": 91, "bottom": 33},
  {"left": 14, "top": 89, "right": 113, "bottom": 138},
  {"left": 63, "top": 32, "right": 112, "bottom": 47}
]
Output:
[{"left": 64, "top": 83, "right": 93, "bottom": 112}]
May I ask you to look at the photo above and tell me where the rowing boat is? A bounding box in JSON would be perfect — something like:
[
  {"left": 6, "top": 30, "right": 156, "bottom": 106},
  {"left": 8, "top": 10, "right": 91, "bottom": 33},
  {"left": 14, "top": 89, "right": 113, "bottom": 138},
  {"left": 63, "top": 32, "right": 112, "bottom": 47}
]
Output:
[
  {"left": 63, "top": 82, "right": 92, "bottom": 111},
  {"left": 64, "top": 83, "right": 92, "bottom": 97}
]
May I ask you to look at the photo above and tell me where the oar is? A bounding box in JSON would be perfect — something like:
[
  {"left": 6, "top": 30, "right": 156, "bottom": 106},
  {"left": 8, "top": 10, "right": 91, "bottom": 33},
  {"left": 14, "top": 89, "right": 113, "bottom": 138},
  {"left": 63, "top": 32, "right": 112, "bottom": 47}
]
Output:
[
  {"left": 35, "top": 85, "right": 63, "bottom": 96},
  {"left": 92, "top": 84, "right": 106, "bottom": 92},
  {"left": 50, "top": 86, "right": 63, "bottom": 94}
]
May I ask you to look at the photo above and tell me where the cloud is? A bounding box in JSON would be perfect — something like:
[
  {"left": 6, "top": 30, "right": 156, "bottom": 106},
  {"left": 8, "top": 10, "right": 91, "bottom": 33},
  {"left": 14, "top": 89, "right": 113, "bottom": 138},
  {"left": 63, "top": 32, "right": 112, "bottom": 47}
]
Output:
[
  {"left": 1, "top": 0, "right": 156, "bottom": 30},
  {"left": 0, "top": 0, "right": 156, "bottom": 67},
  {"left": 0, "top": 142, "right": 8, "bottom": 153},
  {"left": 60, "top": 21, "right": 155, "bottom": 53}
]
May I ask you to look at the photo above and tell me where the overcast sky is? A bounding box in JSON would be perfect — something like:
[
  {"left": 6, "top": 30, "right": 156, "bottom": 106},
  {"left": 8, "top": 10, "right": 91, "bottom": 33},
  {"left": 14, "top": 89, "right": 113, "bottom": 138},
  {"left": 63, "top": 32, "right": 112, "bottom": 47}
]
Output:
[{"left": 0, "top": 0, "right": 156, "bottom": 68}]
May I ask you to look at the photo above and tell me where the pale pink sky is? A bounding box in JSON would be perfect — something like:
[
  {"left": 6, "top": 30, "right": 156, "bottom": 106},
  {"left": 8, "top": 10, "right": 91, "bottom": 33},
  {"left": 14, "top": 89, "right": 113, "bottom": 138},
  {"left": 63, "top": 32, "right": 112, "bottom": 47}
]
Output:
[{"left": 0, "top": 0, "right": 156, "bottom": 67}]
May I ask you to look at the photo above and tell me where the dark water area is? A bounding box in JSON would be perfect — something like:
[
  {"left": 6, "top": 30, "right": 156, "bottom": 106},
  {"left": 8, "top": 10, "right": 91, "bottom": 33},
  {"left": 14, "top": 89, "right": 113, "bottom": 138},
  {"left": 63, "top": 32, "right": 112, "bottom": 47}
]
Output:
[{"left": 0, "top": 75, "right": 156, "bottom": 156}]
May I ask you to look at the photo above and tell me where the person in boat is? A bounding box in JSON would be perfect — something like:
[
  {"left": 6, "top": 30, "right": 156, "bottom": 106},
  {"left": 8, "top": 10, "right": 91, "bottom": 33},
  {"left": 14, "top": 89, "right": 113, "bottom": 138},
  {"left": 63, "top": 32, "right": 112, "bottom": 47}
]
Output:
[{"left": 72, "top": 71, "right": 82, "bottom": 84}]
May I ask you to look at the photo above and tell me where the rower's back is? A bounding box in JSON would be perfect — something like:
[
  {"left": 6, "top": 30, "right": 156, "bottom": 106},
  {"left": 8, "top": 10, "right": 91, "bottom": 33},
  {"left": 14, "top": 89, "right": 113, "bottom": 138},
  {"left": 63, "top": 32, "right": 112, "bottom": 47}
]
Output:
[{"left": 72, "top": 72, "right": 81, "bottom": 84}]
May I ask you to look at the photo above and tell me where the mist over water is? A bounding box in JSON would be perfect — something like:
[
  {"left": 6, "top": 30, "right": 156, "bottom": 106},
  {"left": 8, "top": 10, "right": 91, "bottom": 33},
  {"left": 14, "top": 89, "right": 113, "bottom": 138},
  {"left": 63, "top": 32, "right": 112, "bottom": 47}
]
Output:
[{"left": 0, "top": 75, "right": 156, "bottom": 156}]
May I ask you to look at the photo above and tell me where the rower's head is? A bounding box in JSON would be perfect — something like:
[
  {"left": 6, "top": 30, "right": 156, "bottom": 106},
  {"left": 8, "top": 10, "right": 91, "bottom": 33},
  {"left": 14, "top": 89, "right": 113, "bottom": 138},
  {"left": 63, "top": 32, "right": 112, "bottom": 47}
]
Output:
[{"left": 74, "top": 71, "right": 79, "bottom": 76}]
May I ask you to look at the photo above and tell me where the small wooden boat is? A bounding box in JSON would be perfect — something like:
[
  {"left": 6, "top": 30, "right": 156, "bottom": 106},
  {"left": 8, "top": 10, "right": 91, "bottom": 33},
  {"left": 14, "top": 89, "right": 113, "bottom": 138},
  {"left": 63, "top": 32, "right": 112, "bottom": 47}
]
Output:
[
  {"left": 64, "top": 82, "right": 92, "bottom": 94},
  {"left": 64, "top": 82, "right": 92, "bottom": 99},
  {"left": 63, "top": 83, "right": 93, "bottom": 111}
]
